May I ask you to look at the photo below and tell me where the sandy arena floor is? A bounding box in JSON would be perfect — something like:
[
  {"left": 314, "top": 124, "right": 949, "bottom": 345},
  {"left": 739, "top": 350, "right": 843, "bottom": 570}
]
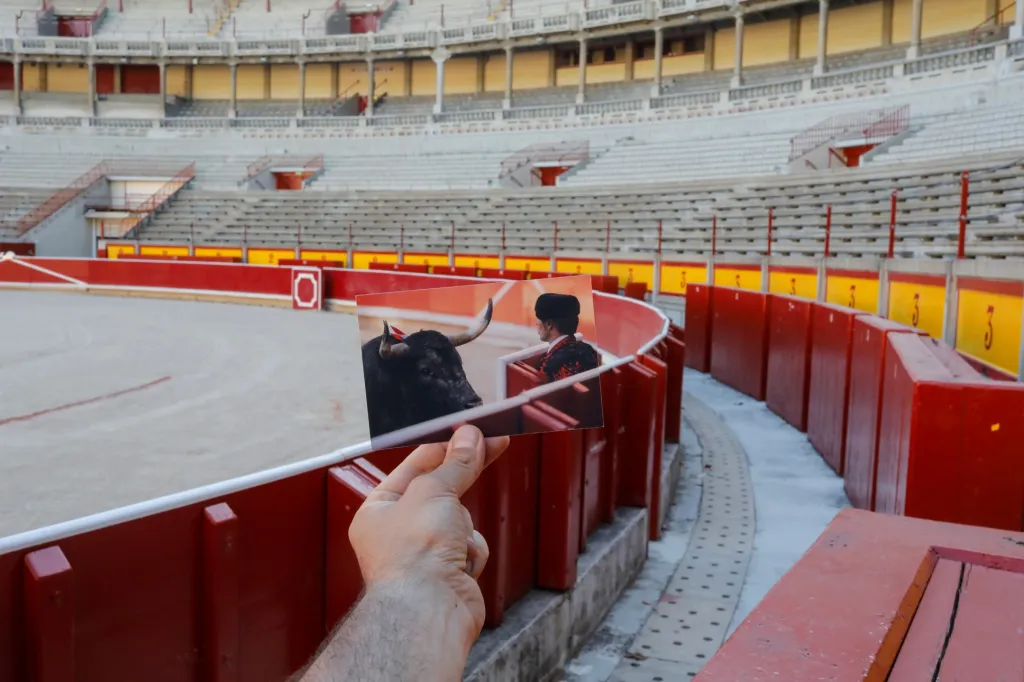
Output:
[{"left": 0, "top": 291, "right": 372, "bottom": 537}]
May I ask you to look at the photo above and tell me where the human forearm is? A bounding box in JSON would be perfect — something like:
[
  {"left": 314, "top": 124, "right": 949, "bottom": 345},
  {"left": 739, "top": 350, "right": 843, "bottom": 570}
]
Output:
[{"left": 301, "top": 580, "right": 473, "bottom": 682}]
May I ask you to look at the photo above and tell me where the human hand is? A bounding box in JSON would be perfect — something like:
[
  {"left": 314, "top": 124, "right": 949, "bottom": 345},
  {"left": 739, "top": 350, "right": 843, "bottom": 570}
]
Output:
[{"left": 348, "top": 425, "right": 511, "bottom": 653}]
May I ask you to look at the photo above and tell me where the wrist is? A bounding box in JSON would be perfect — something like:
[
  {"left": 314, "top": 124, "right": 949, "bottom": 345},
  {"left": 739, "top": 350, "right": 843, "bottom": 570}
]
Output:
[{"left": 364, "top": 577, "right": 476, "bottom": 658}]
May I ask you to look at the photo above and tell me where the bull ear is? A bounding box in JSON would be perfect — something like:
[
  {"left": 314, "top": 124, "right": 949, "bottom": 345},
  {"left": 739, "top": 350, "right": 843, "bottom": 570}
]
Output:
[
  {"left": 380, "top": 321, "right": 410, "bottom": 359},
  {"left": 448, "top": 298, "right": 493, "bottom": 347}
]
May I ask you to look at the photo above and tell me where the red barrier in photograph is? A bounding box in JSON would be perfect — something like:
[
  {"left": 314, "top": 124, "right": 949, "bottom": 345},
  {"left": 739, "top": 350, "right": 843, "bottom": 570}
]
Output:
[
  {"left": 369, "top": 262, "right": 431, "bottom": 274},
  {"left": 764, "top": 294, "right": 813, "bottom": 431},
  {"left": 684, "top": 284, "right": 712, "bottom": 371},
  {"left": 434, "top": 265, "right": 479, "bottom": 278},
  {"left": 806, "top": 302, "right": 866, "bottom": 475},
  {"left": 843, "top": 316, "right": 925, "bottom": 511},
  {"left": 479, "top": 268, "right": 528, "bottom": 280},
  {"left": 618, "top": 362, "right": 658, "bottom": 511},
  {"left": 710, "top": 287, "right": 770, "bottom": 401}
]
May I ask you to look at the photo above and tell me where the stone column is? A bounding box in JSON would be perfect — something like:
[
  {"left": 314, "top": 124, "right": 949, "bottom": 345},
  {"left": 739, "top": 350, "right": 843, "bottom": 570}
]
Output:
[
  {"left": 229, "top": 61, "right": 237, "bottom": 118},
  {"left": 704, "top": 27, "right": 715, "bottom": 70},
  {"left": 503, "top": 45, "right": 513, "bottom": 109},
  {"left": 624, "top": 38, "right": 635, "bottom": 82},
  {"left": 12, "top": 57, "right": 21, "bottom": 116},
  {"left": 87, "top": 59, "right": 96, "bottom": 117},
  {"left": 365, "top": 58, "right": 374, "bottom": 116},
  {"left": 576, "top": 38, "right": 587, "bottom": 105},
  {"left": 732, "top": 10, "right": 744, "bottom": 88},
  {"left": 907, "top": 0, "right": 923, "bottom": 59},
  {"left": 815, "top": 0, "right": 829, "bottom": 75},
  {"left": 158, "top": 61, "right": 167, "bottom": 100},
  {"left": 652, "top": 26, "right": 664, "bottom": 97},
  {"left": 297, "top": 59, "right": 306, "bottom": 117},
  {"left": 432, "top": 46, "right": 449, "bottom": 115},
  {"left": 1013, "top": 0, "right": 1024, "bottom": 40}
]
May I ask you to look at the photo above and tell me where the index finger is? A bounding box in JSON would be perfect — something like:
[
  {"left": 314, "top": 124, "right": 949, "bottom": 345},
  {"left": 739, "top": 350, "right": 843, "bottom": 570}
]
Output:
[{"left": 415, "top": 426, "right": 510, "bottom": 499}]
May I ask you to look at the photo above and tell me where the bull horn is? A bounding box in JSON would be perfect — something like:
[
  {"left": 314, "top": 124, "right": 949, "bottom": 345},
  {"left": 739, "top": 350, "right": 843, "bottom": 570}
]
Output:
[
  {"left": 379, "top": 321, "right": 411, "bottom": 359},
  {"left": 448, "top": 299, "right": 493, "bottom": 347}
]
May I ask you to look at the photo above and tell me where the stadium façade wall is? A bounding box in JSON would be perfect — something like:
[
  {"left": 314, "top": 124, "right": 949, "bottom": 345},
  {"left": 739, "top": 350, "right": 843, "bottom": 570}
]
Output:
[{"left": 0, "top": 0, "right": 1008, "bottom": 100}]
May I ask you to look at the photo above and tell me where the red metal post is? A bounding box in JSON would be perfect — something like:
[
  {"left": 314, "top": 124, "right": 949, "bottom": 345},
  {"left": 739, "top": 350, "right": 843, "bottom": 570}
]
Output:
[
  {"left": 400, "top": 224, "right": 404, "bottom": 253},
  {"left": 243, "top": 223, "right": 247, "bottom": 246},
  {"left": 501, "top": 222, "right": 506, "bottom": 252},
  {"left": 553, "top": 220, "right": 558, "bottom": 251},
  {"left": 711, "top": 214, "right": 717, "bottom": 256},
  {"left": 297, "top": 222, "right": 302, "bottom": 248},
  {"left": 450, "top": 221, "right": 455, "bottom": 255},
  {"left": 766, "top": 208, "right": 773, "bottom": 257},
  {"left": 348, "top": 223, "right": 353, "bottom": 251},
  {"left": 266, "top": 0, "right": 270, "bottom": 10},
  {"left": 188, "top": 0, "right": 192, "bottom": 13},
  {"left": 605, "top": 219, "right": 611, "bottom": 253},
  {"left": 824, "top": 205, "right": 832, "bottom": 258},
  {"left": 190, "top": 221, "right": 194, "bottom": 245},
  {"left": 887, "top": 190, "right": 897, "bottom": 259},
  {"left": 657, "top": 219, "right": 663, "bottom": 255},
  {"left": 957, "top": 171, "right": 969, "bottom": 259}
]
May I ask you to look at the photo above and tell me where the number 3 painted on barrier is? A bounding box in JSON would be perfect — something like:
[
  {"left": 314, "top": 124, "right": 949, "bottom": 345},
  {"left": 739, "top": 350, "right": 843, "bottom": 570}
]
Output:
[
  {"left": 911, "top": 293, "right": 920, "bottom": 327},
  {"left": 984, "top": 305, "right": 995, "bottom": 350},
  {"left": 849, "top": 284, "right": 856, "bottom": 308},
  {"left": 735, "top": 273, "right": 741, "bottom": 288},
  {"left": 790, "top": 277, "right": 797, "bottom": 296}
]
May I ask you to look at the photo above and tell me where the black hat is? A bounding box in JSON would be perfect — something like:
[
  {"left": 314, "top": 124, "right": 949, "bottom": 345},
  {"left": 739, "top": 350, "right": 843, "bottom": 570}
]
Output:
[{"left": 535, "top": 293, "right": 580, "bottom": 320}]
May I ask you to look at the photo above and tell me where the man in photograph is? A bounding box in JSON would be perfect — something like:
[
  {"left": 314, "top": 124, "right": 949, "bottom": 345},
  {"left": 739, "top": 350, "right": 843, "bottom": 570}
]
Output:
[{"left": 534, "top": 292, "right": 601, "bottom": 383}]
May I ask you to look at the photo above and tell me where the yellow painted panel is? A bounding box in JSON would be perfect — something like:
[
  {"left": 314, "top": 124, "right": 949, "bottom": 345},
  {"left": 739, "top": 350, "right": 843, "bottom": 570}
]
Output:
[
  {"left": 892, "top": 0, "right": 913, "bottom": 43},
  {"left": 107, "top": 244, "right": 137, "bottom": 259},
  {"left": 353, "top": 251, "right": 398, "bottom": 269},
  {"left": 484, "top": 53, "right": 505, "bottom": 93},
  {"left": 713, "top": 27, "right": 735, "bottom": 70},
  {"left": 247, "top": 248, "right": 294, "bottom": 265},
  {"left": 659, "top": 263, "right": 709, "bottom": 295},
  {"left": 514, "top": 49, "right": 553, "bottom": 90},
  {"left": 270, "top": 64, "right": 299, "bottom": 99},
  {"left": 445, "top": 57, "right": 477, "bottom": 95},
  {"left": 300, "top": 249, "right": 347, "bottom": 265},
  {"left": 195, "top": 247, "right": 243, "bottom": 258},
  {"left": 165, "top": 65, "right": 188, "bottom": 97},
  {"left": 21, "top": 63, "right": 42, "bottom": 91},
  {"left": 404, "top": 253, "right": 450, "bottom": 267},
  {"left": 506, "top": 256, "right": 551, "bottom": 273},
  {"left": 192, "top": 65, "right": 230, "bottom": 100},
  {"left": 455, "top": 255, "right": 500, "bottom": 269},
  {"left": 304, "top": 64, "right": 333, "bottom": 99},
  {"left": 608, "top": 261, "right": 654, "bottom": 289},
  {"left": 411, "top": 59, "right": 435, "bottom": 97},
  {"left": 799, "top": 12, "right": 818, "bottom": 60},
  {"left": 715, "top": 267, "right": 762, "bottom": 291},
  {"left": 555, "top": 66, "right": 579, "bottom": 88},
  {"left": 769, "top": 271, "right": 819, "bottom": 299},
  {"left": 888, "top": 281, "right": 946, "bottom": 339},
  {"left": 375, "top": 61, "right": 409, "bottom": 97},
  {"left": 660, "top": 53, "right": 706, "bottom": 77},
  {"left": 556, "top": 259, "right": 603, "bottom": 275},
  {"left": 140, "top": 245, "right": 190, "bottom": 257},
  {"left": 956, "top": 289, "right": 1023, "bottom": 377},
  {"left": 236, "top": 64, "right": 265, "bottom": 100},
  {"left": 47, "top": 64, "right": 88, "bottom": 93},
  {"left": 743, "top": 20, "right": 791, "bottom": 67},
  {"left": 830, "top": 3, "right": 884, "bottom": 54},
  {"left": 923, "top": 0, "right": 987, "bottom": 38},
  {"left": 826, "top": 275, "right": 880, "bottom": 314},
  {"left": 1001, "top": 0, "right": 1017, "bottom": 24},
  {"left": 339, "top": 63, "right": 369, "bottom": 97},
  {"left": 586, "top": 63, "right": 626, "bottom": 85}
]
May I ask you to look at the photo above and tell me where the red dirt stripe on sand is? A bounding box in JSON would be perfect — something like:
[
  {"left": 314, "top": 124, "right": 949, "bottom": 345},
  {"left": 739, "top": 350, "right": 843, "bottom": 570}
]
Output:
[{"left": 0, "top": 376, "right": 172, "bottom": 427}]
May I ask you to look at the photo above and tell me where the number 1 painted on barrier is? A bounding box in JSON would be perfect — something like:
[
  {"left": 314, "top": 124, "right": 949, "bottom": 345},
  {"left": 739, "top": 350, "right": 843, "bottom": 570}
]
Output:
[
  {"left": 912, "top": 293, "right": 920, "bottom": 327},
  {"left": 849, "top": 284, "right": 856, "bottom": 309},
  {"left": 985, "top": 305, "right": 995, "bottom": 350}
]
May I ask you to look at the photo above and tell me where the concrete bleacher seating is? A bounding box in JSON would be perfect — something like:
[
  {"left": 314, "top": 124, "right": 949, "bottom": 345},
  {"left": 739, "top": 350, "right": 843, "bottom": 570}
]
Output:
[
  {"left": 0, "top": 187, "right": 51, "bottom": 239},
  {"left": 96, "top": 0, "right": 220, "bottom": 38}
]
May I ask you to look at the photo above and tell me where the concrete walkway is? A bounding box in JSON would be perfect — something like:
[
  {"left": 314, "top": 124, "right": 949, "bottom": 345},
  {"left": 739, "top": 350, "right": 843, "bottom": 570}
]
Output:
[{"left": 559, "top": 369, "right": 849, "bottom": 681}]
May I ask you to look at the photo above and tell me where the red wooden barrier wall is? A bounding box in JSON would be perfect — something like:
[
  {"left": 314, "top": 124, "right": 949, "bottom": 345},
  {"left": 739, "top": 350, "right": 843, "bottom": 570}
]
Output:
[
  {"left": 806, "top": 303, "right": 865, "bottom": 475},
  {"left": 710, "top": 286, "right": 770, "bottom": 401},
  {"left": 764, "top": 294, "right": 814, "bottom": 431},
  {"left": 843, "top": 316, "right": 925, "bottom": 511},
  {"left": 684, "top": 283, "right": 712, "bottom": 372}
]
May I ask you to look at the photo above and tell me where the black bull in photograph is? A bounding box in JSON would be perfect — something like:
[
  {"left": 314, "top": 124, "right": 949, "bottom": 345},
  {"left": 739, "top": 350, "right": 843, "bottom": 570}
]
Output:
[{"left": 362, "top": 300, "right": 494, "bottom": 438}]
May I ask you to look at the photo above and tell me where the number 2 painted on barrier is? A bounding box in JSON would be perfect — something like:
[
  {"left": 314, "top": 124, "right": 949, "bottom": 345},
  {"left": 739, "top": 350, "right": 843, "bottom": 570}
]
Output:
[
  {"left": 849, "top": 284, "right": 856, "bottom": 309},
  {"left": 735, "top": 273, "right": 741, "bottom": 288},
  {"left": 911, "top": 293, "right": 920, "bottom": 327},
  {"left": 984, "top": 305, "right": 995, "bottom": 350},
  {"left": 680, "top": 271, "right": 687, "bottom": 290}
]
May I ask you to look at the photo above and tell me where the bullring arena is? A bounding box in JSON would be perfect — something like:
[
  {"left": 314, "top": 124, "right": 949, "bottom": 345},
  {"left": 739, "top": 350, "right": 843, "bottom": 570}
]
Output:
[{"left": 3, "top": 0, "right": 1024, "bottom": 679}]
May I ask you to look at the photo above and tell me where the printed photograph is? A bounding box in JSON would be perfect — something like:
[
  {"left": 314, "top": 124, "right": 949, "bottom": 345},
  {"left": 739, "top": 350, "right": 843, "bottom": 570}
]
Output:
[{"left": 356, "top": 275, "right": 606, "bottom": 449}]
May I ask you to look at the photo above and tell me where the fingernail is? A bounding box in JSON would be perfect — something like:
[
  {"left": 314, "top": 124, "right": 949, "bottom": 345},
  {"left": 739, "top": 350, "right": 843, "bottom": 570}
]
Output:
[{"left": 451, "top": 426, "right": 481, "bottom": 451}]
